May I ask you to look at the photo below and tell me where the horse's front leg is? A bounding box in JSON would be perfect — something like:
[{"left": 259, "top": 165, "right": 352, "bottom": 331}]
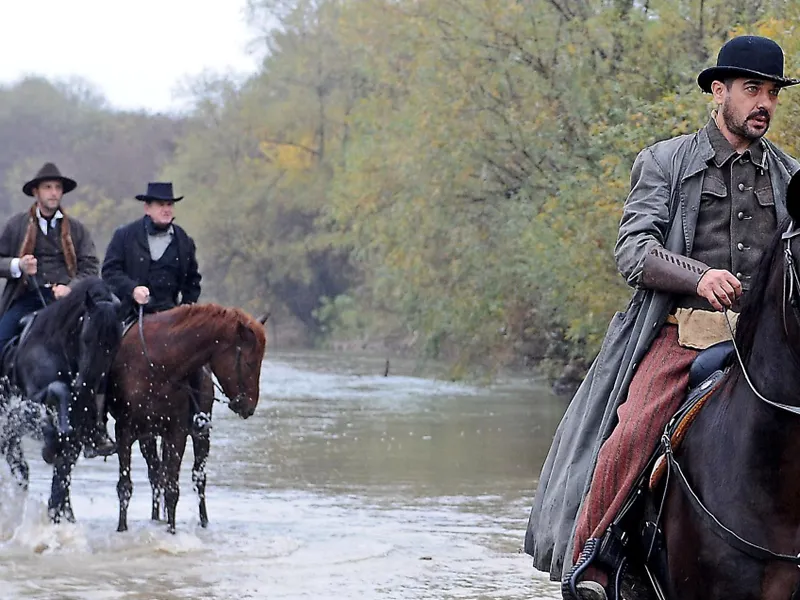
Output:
[
  {"left": 2, "top": 434, "right": 28, "bottom": 490},
  {"left": 48, "top": 441, "right": 80, "bottom": 523},
  {"left": 191, "top": 431, "right": 210, "bottom": 528},
  {"left": 116, "top": 426, "right": 133, "bottom": 532},
  {"left": 139, "top": 436, "right": 163, "bottom": 521},
  {"left": 163, "top": 431, "right": 188, "bottom": 534}
]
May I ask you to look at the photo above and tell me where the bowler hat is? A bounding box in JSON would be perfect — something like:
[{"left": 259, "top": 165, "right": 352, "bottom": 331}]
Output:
[
  {"left": 22, "top": 163, "right": 77, "bottom": 197},
  {"left": 135, "top": 182, "right": 183, "bottom": 202},
  {"left": 698, "top": 35, "right": 800, "bottom": 93}
]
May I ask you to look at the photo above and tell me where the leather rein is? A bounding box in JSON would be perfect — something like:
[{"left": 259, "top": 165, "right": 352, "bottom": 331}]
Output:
[{"left": 661, "top": 223, "right": 800, "bottom": 567}]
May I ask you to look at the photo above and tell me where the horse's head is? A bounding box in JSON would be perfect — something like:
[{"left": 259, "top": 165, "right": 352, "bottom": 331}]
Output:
[
  {"left": 208, "top": 311, "right": 267, "bottom": 418},
  {"left": 76, "top": 279, "right": 123, "bottom": 388}
]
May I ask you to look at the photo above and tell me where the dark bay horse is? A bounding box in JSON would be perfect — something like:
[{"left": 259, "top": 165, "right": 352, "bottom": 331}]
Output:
[
  {"left": 108, "top": 303, "right": 267, "bottom": 533},
  {"left": 596, "top": 193, "right": 800, "bottom": 599},
  {"left": 0, "top": 276, "right": 122, "bottom": 522}
]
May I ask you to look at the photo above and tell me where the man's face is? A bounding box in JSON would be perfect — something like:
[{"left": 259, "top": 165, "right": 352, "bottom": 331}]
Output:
[
  {"left": 144, "top": 200, "right": 175, "bottom": 226},
  {"left": 34, "top": 180, "right": 63, "bottom": 214},
  {"left": 714, "top": 77, "right": 781, "bottom": 141}
]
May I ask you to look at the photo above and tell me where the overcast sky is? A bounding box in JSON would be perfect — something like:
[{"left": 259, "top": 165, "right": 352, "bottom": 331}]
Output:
[{"left": 0, "top": 0, "right": 262, "bottom": 113}]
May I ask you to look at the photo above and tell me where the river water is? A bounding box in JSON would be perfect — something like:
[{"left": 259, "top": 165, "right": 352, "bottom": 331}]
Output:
[{"left": 0, "top": 351, "right": 566, "bottom": 599}]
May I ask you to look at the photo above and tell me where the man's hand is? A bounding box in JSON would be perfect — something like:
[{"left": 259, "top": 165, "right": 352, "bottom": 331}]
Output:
[
  {"left": 19, "top": 254, "right": 37, "bottom": 276},
  {"left": 52, "top": 284, "right": 71, "bottom": 299},
  {"left": 133, "top": 286, "right": 150, "bottom": 305},
  {"left": 696, "top": 269, "right": 742, "bottom": 311}
]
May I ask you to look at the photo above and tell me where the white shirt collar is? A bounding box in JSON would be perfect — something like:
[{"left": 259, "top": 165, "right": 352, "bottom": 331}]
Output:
[{"left": 35, "top": 207, "right": 63, "bottom": 234}]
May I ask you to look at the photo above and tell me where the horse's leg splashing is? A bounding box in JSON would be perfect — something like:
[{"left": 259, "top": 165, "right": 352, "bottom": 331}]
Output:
[
  {"left": 48, "top": 441, "right": 80, "bottom": 523},
  {"left": 191, "top": 431, "right": 210, "bottom": 528},
  {"left": 163, "top": 432, "right": 188, "bottom": 534},
  {"left": 140, "top": 436, "right": 164, "bottom": 521},
  {"left": 2, "top": 435, "right": 28, "bottom": 490},
  {"left": 0, "top": 399, "right": 42, "bottom": 490},
  {"left": 116, "top": 428, "right": 133, "bottom": 532}
]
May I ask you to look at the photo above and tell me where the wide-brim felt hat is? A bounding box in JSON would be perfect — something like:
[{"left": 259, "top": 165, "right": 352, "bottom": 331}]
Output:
[
  {"left": 22, "top": 162, "right": 77, "bottom": 197},
  {"left": 698, "top": 35, "right": 800, "bottom": 93},
  {"left": 135, "top": 182, "right": 183, "bottom": 202}
]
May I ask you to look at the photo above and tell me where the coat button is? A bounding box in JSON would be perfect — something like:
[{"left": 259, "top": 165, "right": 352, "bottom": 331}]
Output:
[
  {"left": 738, "top": 183, "right": 745, "bottom": 191},
  {"left": 737, "top": 211, "right": 745, "bottom": 220},
  {"left": 736, "top": 272, "right": 743, "bottom": 278},
  {"left": 737, "top": 242, "right": 744, "bottom": 251}
]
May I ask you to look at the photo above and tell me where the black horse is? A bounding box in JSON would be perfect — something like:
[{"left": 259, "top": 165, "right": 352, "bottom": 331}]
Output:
[{"left": 0, "top": 276, "right": 122, "bottom": 522}]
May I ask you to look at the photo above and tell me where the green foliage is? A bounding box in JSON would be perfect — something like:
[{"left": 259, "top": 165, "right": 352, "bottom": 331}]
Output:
[{"left": 8, "top": 1, "right": 800, "bottom": 387}]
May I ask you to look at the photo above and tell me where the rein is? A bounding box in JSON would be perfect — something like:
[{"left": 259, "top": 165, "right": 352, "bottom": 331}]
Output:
[
  {"left": 664, "top": 223, "right": 800, "bottom": 567},
  {"left": 136, "top": 305, "right": 243, "bottom": 406}
]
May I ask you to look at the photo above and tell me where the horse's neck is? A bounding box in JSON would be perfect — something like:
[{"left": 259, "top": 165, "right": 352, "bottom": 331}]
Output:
[
  {"left": 743, "top": 295, "right": 800, "bottom": 401},
  {"left": 154, "top": 320, "right": 231, "bottom": 372}
]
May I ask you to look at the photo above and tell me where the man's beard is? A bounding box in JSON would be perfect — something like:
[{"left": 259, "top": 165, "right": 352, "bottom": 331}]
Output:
[{"left": 722, "top": 100, "right": 770, "bottom": 140}]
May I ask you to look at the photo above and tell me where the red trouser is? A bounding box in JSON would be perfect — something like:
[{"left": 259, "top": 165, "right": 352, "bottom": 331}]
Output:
[{"left": 572, "top": 324, "right": 697, "bottom": 563}]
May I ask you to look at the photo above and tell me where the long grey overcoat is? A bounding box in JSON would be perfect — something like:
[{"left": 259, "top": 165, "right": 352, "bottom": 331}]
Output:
[{"left": 524, "top": 125, "right": 799, "bottom": 581}]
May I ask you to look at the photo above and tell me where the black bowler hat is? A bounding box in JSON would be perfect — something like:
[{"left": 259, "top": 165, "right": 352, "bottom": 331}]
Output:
[
  {"left": 22, "top": 162, "right": 77, "bottom": 197},
  {"left": 135, "top": 182, "right": 183, "bottom": 202},
  {"left": 698, "top": 35, "right": 800, "bottom": 93}
]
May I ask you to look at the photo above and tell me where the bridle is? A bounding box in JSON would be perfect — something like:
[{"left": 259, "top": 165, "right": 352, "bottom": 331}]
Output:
[
  {"left": 137, "top": 305, "right": 249, "bottom": 408},
  {"left": 658, "top": 222, "right": 800, "bottom": 572}
]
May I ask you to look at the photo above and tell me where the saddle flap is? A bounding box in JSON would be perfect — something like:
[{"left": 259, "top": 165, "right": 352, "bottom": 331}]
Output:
[{"left": 649, "top": 369, "right": 726, "bottom": 490}]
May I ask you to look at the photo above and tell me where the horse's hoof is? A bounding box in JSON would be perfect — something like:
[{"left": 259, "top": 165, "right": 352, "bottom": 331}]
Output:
[
  {"left": 200, "top": 518, "right": 208, "bottom": 528},
  {"left": 42, "top": 443, "right": 58, "bottom": 465},
  {"left": 167, "top": 525, "right": 176, "bottom": 535},
  {"left": 117, "top": 524, "right": 127, "bottom": 533}
]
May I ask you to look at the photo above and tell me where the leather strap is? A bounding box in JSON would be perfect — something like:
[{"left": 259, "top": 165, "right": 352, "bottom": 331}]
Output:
[
  {"left": 668, "top": 444, "right": 800, "bottom": 564},
  {"left": 641, "top": 247, "right": 710, "bottom": 295}
]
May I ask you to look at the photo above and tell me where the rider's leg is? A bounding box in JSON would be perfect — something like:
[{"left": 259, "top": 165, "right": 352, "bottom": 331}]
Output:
[
  {"left": 83, "top": 392, "right": 116, "bottom": 458},
  {"left": 570, "top": 324, "right": 697, "bottom": 591},
  {"left": 0, "top": 290, "right": 45, "bottom": 352}
]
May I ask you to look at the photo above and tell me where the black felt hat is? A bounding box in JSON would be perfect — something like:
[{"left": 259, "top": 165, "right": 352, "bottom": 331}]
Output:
[
  {"left": 698, "top": 35, "right": 800, "bottom": 93},
  {"left": 22, "top": 163, "right": 77, "bottom": 197},
  {"left": 135, "top": 182, "right": 183, "bottom": 202}
]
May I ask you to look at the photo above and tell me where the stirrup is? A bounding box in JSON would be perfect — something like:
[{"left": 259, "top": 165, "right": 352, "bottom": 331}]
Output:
[
  {"left": 563, "top": 538, "right": 601, "bottom": 600},
  {"left": 83, "top": 430, "right": 117, "bottom": 459}
]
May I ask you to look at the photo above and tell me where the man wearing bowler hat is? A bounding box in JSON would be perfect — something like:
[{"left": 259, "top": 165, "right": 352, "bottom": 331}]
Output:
[
  {"left": 524, "top": 36, "right": 800, "bottom": 599},
  {"left": 102, "top": 182, "right": 201, "bottom": 318},
  {"left": 101, "top": 182, "right": 207, "bottom": 433}
]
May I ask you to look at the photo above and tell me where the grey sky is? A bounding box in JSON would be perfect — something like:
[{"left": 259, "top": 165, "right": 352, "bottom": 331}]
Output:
[{"left": 0, "top": 0, "right": 261, "bottom": 112}]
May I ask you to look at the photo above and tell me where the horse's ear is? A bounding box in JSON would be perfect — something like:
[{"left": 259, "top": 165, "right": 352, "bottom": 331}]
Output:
[
  {"left": 788, "top": 171, "right": 800, "bottom": 224},
  {"left": 257, "top": 312, "right": 270, "bottom": 325}
]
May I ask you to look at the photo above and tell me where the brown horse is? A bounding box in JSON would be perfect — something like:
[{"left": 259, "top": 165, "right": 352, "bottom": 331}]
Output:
[{"left": 107, "top": 303, "right": 267, "bottom": 533}]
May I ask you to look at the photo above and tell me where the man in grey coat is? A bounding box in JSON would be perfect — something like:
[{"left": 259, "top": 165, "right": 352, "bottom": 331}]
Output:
[{"left": 525, "top": 35, "right": 800, "bottom": 600}]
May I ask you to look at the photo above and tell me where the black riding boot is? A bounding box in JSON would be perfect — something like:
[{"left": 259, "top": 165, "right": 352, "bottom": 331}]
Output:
[{"left": 83, "top": 423, "right": 116, "bottom": 458}]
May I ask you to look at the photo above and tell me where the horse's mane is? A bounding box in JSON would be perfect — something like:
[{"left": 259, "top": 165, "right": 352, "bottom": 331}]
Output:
[
  {"left": 166, "top": 303, "right": 266, "bottom": 346},
  {"left": 33, "top": 276, "right": 107, "bottom": 347},
  {"left": 734, "top": 221, "right": 788, "bottom": 356}
]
